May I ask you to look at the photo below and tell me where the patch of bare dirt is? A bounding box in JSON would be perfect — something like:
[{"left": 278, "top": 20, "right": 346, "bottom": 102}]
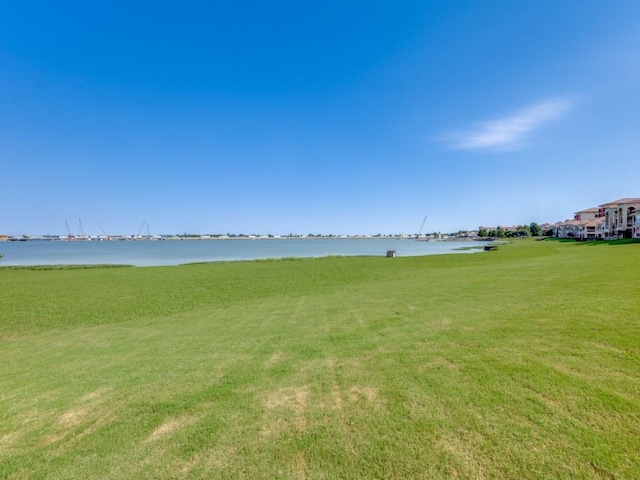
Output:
[
  {"left": 0, "top": 431, "right": 21, "bottom": 454},
  {"left": 144, "top": 415, "right": 198, "bottom": 444},
  {"left": 288, "top": 450, "right": 309, "bottom": 479},
  {"left": 266, "top": 351, "right": 285, "bottom": 366},
  {"left": 58, "top": 407, "right": 88, "bottom": 428},
  {"left": 80, "top": 386, "right": 112, "bottom": 402},
  {"left": 347, "top": 386, "right": 379, "bottom": 405},
  {"left": 263, "top": 385, "right": 310, "bottom": 436},
  {"left": 436, "top": 435, "right": 487, "bottom": 479}
]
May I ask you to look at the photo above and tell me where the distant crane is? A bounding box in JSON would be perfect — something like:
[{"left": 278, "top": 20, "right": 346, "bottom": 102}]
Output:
[
  {"left": 98, "top": 226, "right": 110, "bottom": 238},
  {"left": 78, "top": 218, "right": 85, "bottom": 238},
  {"left": 65, "top": 219, "right": 72, "bottom": 238}
]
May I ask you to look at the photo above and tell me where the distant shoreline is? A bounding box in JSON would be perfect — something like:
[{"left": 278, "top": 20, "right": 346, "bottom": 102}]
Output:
[{"left": 0, "top": 235, "right": 480, "bottom": 243}]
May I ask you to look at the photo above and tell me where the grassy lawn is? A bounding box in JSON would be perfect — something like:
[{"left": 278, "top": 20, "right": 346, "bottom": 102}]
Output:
[{"left": 1, "top": 239, "right": 639, "bottom": 479}]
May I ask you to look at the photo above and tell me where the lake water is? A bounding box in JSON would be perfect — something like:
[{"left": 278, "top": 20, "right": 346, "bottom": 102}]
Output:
[{"left": 0, "top": 239, "right": 485, "bottom": 267}]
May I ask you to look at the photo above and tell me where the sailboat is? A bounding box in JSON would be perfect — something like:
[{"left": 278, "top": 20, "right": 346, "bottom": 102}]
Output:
[{"left": 415, "top": 216, "right": 428, "bottom": 241}]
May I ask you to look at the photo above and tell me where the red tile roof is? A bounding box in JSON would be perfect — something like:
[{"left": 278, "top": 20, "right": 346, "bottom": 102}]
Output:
[
  {"left": 598, "top": 197, "right": 640, "bottom": 207},
  {"left": 574, "top": 207, "right": 599, "bottom": 214}
]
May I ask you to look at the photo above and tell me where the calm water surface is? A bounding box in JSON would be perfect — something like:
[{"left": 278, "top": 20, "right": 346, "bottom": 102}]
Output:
[{"left": 0, "top": 239, "right": 485, "bottom": 267}]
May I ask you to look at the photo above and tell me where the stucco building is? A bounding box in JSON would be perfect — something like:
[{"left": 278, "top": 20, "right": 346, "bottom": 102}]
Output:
[{"left": 599, "top": 198, "right": 640, "bottom": 239}]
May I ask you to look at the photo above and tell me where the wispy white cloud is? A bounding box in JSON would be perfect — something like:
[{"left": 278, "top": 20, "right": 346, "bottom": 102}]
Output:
[{"left": 443, "top": 98, "right": 572, "bottom": 151}]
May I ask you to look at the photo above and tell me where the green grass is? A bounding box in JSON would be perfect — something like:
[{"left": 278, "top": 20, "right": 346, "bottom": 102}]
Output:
[{"left": 1, "top": 240, "right": 639, "bottom": 479}]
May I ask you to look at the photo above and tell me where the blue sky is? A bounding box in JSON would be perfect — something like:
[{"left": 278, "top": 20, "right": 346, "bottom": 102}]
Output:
[{"left": 2, "top": 1, "right": 639, "bottom": 236}]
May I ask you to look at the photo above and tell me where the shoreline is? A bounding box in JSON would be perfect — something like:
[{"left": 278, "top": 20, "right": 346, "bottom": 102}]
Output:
[
  {"left": 0, "top": 238, "right": 488, "bottom": 268},
  {"left": 0, "top": 235, "right": 480, "bottom": 243}
]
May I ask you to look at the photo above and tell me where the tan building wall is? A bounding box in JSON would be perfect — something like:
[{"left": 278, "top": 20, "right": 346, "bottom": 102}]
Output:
[{"left": 599, "top": 198, "right": 640, "bottom": 239}]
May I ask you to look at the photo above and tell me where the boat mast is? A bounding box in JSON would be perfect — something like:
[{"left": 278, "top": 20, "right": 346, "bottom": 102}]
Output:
[{"left": 417, "top": 215, "right": 427, "bottom": 238}]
